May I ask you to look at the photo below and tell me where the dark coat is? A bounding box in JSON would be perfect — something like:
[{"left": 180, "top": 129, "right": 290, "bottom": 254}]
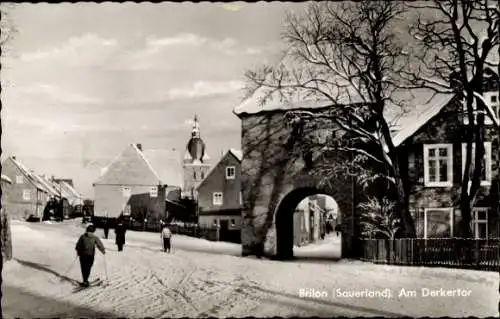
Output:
[
  {"left": 76, "top": 232, "right": 105, "bottom": 257},
  {"left": 115, "top": 224, "right": 126, "bottom": 245}
]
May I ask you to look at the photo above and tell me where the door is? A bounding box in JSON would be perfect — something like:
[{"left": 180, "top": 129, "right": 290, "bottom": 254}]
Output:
[{"left": 219, "top": 219, "right": 229, "bottom": 241}]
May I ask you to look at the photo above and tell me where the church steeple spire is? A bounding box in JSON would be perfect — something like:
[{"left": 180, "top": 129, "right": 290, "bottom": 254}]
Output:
[{"left": 191, "top": 115, "right": 200, "bottom": 138}]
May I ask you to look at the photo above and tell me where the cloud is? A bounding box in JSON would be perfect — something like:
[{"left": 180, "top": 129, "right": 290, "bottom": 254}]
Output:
[
  {"left": 144, "top": 33, "right": 262, "bottom": 56},
  {"left": 166, "top": 80, "right": 245, "bottom": 99},
  {"left": 20, "top": 33, "right": 118, "bottom": 66},
  {"left": 146, "top": 33, "right": 208, "bottom": 48},
  {"left": 16, "top": 83, "right": 103, "bottom": 105}
]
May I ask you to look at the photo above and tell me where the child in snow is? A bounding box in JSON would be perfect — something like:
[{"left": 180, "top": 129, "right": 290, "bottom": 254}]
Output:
[
  {"left": 161, "top": 224, "right": 172, "bottom": 253},
  {"left": 75, "top": 224, "right": 105, "bottom": 287}
]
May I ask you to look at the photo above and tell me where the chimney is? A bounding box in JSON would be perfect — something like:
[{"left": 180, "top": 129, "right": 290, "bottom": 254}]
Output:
[{"left": 136, "top": 143, "right": 142, "bottom": 151}]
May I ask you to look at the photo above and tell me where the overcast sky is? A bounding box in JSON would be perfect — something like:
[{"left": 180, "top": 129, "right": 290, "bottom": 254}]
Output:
[{"left": 1, "top": 2, "right": 308, "bottom": 197}]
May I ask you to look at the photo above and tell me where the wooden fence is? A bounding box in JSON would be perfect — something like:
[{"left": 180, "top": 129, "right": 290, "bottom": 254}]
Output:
[
  {"left": 360, "top": 238, "right": 500, "bottom": 271},
  {"left": 126, "top": 221, "right": 241, "bottom": 243}
]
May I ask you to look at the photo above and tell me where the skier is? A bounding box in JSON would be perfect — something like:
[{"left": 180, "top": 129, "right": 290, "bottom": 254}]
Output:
[
  {"left": 160, "top": 224, "right": 172, "bottom": 253},
  {"left": 75, "top": 224, "right": 105, "bottom": 287},
  {"left": 103, "top": 218, "right": 109, "bottom": 239},
  {"left": 115, "top": 221, "right": 126, "bottom": 252}
]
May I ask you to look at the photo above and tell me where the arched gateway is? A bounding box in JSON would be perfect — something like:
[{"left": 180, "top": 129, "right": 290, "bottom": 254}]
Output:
[{"left": 234, "top": 100, "right": 360, "bottom": 259}]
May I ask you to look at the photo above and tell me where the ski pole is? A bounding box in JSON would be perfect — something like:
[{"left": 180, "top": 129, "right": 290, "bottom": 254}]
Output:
[
  {"left": 60, "top": 255, "right": 78, "bottom": 282},
  {"left": 103, "top": 254, "right": 109, "bottom": 286}
]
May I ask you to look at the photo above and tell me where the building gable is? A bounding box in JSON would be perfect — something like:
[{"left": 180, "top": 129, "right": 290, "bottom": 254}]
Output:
[
  {"left": 94, "top": 144, "right": 160, "bottom": 186},
  {"left": 2, "top": 157, "right": 40, "bottom": 191},
  {"left": 197, "top": 151, "right": 239, "bottom": 191}
]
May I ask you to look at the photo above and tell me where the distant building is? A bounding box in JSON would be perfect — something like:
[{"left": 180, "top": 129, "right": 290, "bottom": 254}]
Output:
[
  {"left": 93, "top": 143, "right": 183, "bottom": 225},
  {"left": 197, "top": 149, "right": 243, "bottom": 235},
  {"left": 293, "top": 195, "right": 328, "bottom": 245},
  {"left": 1, "top": 156, "right": 52, "bottom": 220},
  {"left": 182, "top": 115, "right": 211, "bottom": 200}
]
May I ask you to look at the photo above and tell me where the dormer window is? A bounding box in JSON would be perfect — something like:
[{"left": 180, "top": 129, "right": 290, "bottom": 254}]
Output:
[{"left": 225, "top": 166, "right": 235, "bottom": 180}]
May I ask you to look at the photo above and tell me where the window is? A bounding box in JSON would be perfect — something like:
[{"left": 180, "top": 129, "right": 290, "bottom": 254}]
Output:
[
  {"left": 423, "top": 144, "right": 453, "bottom": 187},
  {"left": 22, "top": 189, "right": 31, "bottom": 201},
  {"left": 213, "top": 192, "right": 223, "bottom": 205},
  {"left": 484, "top": 91, "right": 499, "bottom": 125},
  {"left": 150, "top": 186, "right": 158, "bottom": 198},
  {"left": 213, "top": 219, "right": 218, "bottom": 226},
  {"left": 201, "top": 172, "right": 205, "bottom": 179},
  {"left": 16, "top": 175, "right": 23, "bottom": 184},
  {"left": 230, "top": 219, "right": 236, "bottom": 226},
  {"left": 225, "top": 166, "right": 235, "bottom": 179},
  {"left": 424, "top": 208, "right": 454, "bottom": 239},
  {"left": 122, "top": 187, "right": 131, "bottom": 197},
  {"left": 461, "top": 142, "right": 492, "bottom": 186},
  {"left": 463, "top": 91, "right": 499, "bottom": 125},
  {"left": 193, "top": 171, "right": 196, "bottom": 179},
  {"left": 471, "top": 208, "right": 488, "bottom": 239},
  {"left": 239, "top": 191, "right": 243, "bottom": 205}
]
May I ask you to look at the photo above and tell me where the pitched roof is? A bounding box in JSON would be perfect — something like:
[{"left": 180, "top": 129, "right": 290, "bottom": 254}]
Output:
[
  {"left": 229, "top": 149, "right": 243, "bottom": 162},
  {"left": 94, "top": 144, "right": 183, "bottom": 187},
  {"left": 391, "top": 93, "right": 456, "bottom": 147},
  {"left": 142, "top": 149, "right": 183, "bottom": 187},
  {"left": 59, "top": 180, "right": 84, "bottom": 199},
  {"left": 234, "top": 86, "right": 458, "bottom": 148},
  {"left": 8, "top": 156, "right": 47, "bottom": 192},
  {"left": 33, "top": 174, "right": 60, "bottom": 196},
  {"left": 196, "top": 149, "right": 240, "bottom": 190}
]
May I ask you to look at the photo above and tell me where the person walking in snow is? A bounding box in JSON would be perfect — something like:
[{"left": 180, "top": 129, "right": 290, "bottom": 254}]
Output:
[
  {"left": 115, "top": 221, "right": 126, "bottom": 252},
  {"left": 75, "top": 224, "right": 105, "bottom": 287},
  {"left": 161, "top": 224, "right": 172, "bottom": 253},
  {"left": 103, "top": 218, "right": 109, "bottom": 239}
]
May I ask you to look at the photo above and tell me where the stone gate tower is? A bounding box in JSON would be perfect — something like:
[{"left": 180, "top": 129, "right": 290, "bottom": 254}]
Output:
[{"left": 182, "top": 115, "right": 211, "bottom": 199}]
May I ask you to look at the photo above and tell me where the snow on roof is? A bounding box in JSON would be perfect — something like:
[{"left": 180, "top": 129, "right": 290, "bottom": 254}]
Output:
[
  {"left": 59, "top": 180, "right": 84, "bottom": 199},
  {"left": 33, "top": 174, "right": 60, "bottom": 196},
  {"left": 391, "top": 93, "right": 455, "bottom": 147},
  {"left": 234, "top": 84, "right": 457, "bottom": 148},
  {"left": 9, "top": 156, "right": 47, "bottom": 191},
  {"left": 229, "top": 149, "right": 243, "bottom": 162},
  {"left": 234, "top": 95, "right": 335, "bottom": 116},
  {"left": 142, "top": 149, "right": 184, "bottom": 187},
  {"left": 1, "top": 174, "right": 12, "bottom": 184}
]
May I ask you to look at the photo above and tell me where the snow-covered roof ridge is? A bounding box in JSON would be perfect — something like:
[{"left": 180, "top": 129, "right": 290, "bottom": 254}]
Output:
[
  {"left": 9, "top": 156, "right": 47, "bottom": 191},
  {"left": 132, "top": 144, "right": 162, "bottom": 183},
  {"left": 391, "top": 93, "right": 456, "bottom": 147},
  {"left": 34, "top": 174, "right": 60, "bottom": 196},
  {"left": 60, "top": 180, "right": 84, "bottom": 199},
  {"left": 229, "top": 149, "right": 243, "bottom": 162}
]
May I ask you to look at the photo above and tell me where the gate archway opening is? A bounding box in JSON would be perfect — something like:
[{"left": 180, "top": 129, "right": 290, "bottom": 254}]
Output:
[{"left": 275, "top": 187, "right": 342, "bottom": 261}]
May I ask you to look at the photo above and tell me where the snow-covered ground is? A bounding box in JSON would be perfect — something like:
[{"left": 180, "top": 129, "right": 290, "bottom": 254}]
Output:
[{"left": 3, "top": 220, "right": 498, "bottom": 318}]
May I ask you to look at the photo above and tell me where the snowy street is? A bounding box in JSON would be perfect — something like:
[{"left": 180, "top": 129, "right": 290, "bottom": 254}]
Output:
[{"left": 3, "top": 220, "right": 498, "bottom": 318}]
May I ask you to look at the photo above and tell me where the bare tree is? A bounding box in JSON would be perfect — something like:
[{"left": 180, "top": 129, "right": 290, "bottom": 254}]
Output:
[
  {"left": 406, "top": 0, "right": 499, "bottom": 237},
  {"left": 245, "top": 1, "right": 417, "bottom": 237}
]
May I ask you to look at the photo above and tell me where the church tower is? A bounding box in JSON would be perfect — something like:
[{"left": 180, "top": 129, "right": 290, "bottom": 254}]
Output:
[{"left": 182, "top": 115, "right": 211, "bottom": 199}]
